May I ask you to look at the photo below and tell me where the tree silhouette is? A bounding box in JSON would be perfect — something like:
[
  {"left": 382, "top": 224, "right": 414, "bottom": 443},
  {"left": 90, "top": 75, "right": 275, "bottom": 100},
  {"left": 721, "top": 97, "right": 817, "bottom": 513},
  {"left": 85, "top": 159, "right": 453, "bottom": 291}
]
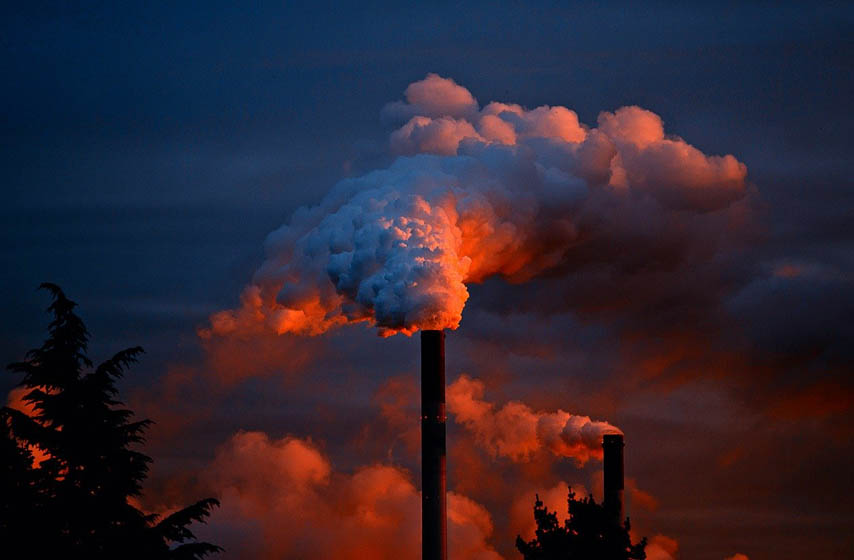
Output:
[
  {"left": 0, "top": 405, "right": 43, "bottom": 550},
  {"left": 1, "top": 284, "right": 222, "bottom": 559},
  {"left": 516, "top": 488, "right": 647, "bottom": 560}
]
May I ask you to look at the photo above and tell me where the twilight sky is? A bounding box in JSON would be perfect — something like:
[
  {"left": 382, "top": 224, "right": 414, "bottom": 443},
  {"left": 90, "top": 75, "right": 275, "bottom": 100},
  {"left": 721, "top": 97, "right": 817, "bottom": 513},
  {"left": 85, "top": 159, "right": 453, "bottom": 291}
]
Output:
[{"left": 2, "top": 2, "right": 853, "bottom": 559}]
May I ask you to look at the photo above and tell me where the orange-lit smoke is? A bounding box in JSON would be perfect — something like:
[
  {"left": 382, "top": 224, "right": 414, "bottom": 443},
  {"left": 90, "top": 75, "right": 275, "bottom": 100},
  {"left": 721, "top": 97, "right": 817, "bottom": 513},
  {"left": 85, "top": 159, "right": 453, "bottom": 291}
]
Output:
[
  {"left": 194, "top": 431, "right": 503, "bottom": 559},
  {"left": 203, "top": 73, "right": 748, "bottom": 339},
  {"left": 645, "top": 534, "right": 679, "bottom": 560},
  {"left": 447, "top": 375, "right": 621, "bottom": 465}
]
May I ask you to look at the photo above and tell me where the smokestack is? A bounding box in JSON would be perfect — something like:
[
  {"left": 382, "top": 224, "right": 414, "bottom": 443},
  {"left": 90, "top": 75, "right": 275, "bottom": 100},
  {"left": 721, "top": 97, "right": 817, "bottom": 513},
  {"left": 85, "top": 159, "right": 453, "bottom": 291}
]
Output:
[
  {"left": 421, "top": 330, "right": 447, "bottom": 560},
  {"left": 602, "top": 433, "right": 624, "bottom": 525}
]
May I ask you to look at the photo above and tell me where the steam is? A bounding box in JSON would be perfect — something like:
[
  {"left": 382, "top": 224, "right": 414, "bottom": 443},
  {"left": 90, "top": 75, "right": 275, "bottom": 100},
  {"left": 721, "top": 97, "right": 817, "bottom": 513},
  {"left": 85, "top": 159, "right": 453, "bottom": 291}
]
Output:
[
  {"left": 447, "top": 375, "right": 621, "bottom": 465},
  {"left": 196, "top": 431, "right": 503, "bottom": 559},
  {"left": 204, "top": 74, "right": 747, "bottom": 338}
]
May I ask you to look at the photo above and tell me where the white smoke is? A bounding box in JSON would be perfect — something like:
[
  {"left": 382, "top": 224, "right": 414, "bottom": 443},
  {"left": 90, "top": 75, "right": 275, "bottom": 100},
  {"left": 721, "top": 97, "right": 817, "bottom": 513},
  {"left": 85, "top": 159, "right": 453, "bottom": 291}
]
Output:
[
  {"left": 203, "top": 73, "right": 748, "bottom": 338},
  {"left": 447, "top": 375, "right": 620, "bottom": 465}
]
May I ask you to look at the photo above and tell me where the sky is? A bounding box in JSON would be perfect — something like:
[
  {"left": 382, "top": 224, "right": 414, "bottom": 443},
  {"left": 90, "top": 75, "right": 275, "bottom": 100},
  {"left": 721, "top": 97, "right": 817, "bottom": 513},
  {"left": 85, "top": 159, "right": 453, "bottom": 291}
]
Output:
[{"left": 2, "top": 2, "right": 853, "bottom": 558}]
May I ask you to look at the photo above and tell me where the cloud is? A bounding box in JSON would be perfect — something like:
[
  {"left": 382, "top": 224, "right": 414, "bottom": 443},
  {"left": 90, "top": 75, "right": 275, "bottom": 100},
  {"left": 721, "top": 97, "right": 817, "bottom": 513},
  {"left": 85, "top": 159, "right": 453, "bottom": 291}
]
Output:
[
  {"left": 447, "top": 374, "right": 620, "bottom": 465},
  {"left": 391, "top": 116, "right": 483, "bottom": 156},
  {"left": 645, "top": 534, "right": 679, "bottom": 560},
  {"left": 627, "top": 477, "right": 659, "bottom": 512},
  {"left": 382, "top": 73, "right": 480, "bottom": 121},
  {"left": 190, "top": 431, "right": 503, "bottom": 559},
  {"left": 729, "top": 260, "right": 853, "bottom": 359},
  {"left": 491, "top": 103, "right": 587, "bottom": 143},
  {"left": 204, "top": 73, "right": 750, "bottom": 339}
]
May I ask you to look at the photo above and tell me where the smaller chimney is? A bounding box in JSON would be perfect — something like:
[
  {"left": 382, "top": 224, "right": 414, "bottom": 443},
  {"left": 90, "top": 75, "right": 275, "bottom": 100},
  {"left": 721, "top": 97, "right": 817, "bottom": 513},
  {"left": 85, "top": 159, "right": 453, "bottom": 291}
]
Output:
[{"left": 602, "top": 433, "right": 624, "bottom": 525}]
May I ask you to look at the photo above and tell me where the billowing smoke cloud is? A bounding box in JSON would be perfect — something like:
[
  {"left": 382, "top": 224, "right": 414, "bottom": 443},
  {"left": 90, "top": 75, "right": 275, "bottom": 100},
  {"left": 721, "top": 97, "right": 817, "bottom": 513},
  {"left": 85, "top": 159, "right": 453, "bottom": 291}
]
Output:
[
  {"left": 447, "top": 375, "right": 621, "bottom": 465},
  {"left": 203, "top": 73, "right": 748, "bottom": 338},
  {"left": 191, "top": 431, "right": 502, "bottom": 559},
  {"left": 382, "top": 73, "right": 480, "bottom": 122}
]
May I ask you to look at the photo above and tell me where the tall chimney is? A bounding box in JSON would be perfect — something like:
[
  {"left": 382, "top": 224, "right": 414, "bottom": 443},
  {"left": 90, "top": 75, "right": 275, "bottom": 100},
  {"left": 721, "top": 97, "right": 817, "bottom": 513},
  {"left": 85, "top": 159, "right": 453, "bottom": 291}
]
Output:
[
  {"left": 602, "top": 433, "right": 624, "bottom": 525},
  {"left": 421, "top": 330, "right": 447, "bottom": 560}
]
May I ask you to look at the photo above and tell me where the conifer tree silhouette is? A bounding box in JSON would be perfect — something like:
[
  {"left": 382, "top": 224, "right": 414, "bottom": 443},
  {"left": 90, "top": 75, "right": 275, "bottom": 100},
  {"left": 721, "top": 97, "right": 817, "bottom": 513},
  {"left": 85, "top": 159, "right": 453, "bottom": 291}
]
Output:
[
  {"left": 516, "top": 488, "right": 647, "bottom": 560},
  {"left": 0, "top": 405, "right": 43, "bottom": 549},
  {"left": 1, "top": 284, "right": 222, "bottom": 559}
]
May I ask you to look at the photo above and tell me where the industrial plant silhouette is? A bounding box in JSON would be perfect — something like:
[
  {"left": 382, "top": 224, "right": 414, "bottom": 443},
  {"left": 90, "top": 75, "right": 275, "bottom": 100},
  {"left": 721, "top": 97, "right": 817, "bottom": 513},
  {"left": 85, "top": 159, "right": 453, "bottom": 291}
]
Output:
[
  {"left": 1, "top": 285, "right": 647, "bottom": 558},
  {"left": 420, "top": 330, "right": 646, "bottom": 560}
]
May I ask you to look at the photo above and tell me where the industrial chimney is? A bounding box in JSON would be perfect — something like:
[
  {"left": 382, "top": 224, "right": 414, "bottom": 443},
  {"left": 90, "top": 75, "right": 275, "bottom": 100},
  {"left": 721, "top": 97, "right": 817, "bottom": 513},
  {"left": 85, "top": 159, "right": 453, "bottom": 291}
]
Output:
[
  {"left": 421, "top": 330, "right": 447, "bottom": 560},
  {"left": 602, "top": 433, "right": 624, "bottom": 525}
]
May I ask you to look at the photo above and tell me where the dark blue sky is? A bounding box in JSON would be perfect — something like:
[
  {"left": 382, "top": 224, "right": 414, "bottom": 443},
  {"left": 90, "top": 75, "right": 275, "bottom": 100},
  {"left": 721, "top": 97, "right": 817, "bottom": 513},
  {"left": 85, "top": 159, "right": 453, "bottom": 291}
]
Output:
[
  {"left": 3, "top": 2, "right": 851, "bottom": 351},
  {"left": 2, "top": 2, "right": 853, "bottom": 558}
]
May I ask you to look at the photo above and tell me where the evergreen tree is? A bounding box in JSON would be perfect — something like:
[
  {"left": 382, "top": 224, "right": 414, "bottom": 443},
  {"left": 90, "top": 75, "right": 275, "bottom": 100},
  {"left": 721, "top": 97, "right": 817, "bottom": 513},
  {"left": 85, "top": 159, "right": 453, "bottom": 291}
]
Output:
[
  {"left": 1, "top": 284, "right": 222, "bottom": 559},
  {"left": 0, "top": 405, "right": 43, "bottom": 549},
  {"left": 516, "top": 488, "right": 647, "bottom": 560}
]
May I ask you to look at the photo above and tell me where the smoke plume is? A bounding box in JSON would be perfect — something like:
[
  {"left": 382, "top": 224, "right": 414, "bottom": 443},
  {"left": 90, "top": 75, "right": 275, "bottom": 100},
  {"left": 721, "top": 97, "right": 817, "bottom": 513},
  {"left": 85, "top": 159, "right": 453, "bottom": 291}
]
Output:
[
  {"left": 203, "top": 73, "right": 748, "bottom": 338},
  {"left": 191, "top": 431, "right": 503, "bottom": 559},
  {"left": 447, "top": 375, "right": 621, "bottom": 465}
]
